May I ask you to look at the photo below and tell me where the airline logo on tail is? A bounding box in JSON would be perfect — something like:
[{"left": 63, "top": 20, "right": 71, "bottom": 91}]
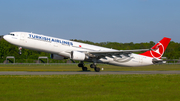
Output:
[
  {"left": 150, "top": 42, "right": 164, "bottom": 59},
  {"left": 140, "top": 37, "right": 171, "bottom": 59}
]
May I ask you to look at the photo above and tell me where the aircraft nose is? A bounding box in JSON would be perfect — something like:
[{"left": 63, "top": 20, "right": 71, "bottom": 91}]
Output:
[
  {"left": 3, "top": 35, "right": 10, "bottom": 41},
  {"left": 3, "top": 35, "right": 8, "bottom": 40},
  {"left": 3, "top": 35, "right": 7, "bottom": 40}
]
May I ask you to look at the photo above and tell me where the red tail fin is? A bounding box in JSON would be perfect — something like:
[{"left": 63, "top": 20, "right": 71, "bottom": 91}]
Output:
[{"left": 140, "top": 37, "right": 171, "bottom": 59}]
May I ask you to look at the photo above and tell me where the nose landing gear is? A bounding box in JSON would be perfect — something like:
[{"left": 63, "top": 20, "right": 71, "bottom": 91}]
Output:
[{"left": 19, "top": 47, "right": 22, "bottom": 55}]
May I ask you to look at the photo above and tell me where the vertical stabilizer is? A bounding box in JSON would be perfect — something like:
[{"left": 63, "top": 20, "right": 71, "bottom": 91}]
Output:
[{"left": 140, "top": 37, "right": 171, "bottom": 59}]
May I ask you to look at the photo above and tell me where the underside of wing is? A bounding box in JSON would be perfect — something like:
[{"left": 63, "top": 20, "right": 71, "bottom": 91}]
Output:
[
  {"left": 83, "top": 49, "right": 151, "bottom": 58},
  {"left": 69, "top": 49, "right": 151, "bottom": 61},
  {"left": 88, "top": 49, "right": 150, "bottom": 54}
]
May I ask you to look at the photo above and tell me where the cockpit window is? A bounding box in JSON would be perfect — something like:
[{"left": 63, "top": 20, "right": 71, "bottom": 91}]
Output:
[{"left": 9, "top": 33, "right": 15, "bottom": 36}]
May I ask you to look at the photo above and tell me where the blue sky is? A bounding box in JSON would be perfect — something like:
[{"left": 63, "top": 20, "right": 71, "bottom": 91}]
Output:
[{"left": 0, "top": 0, "right": 180, "bottom": 43}]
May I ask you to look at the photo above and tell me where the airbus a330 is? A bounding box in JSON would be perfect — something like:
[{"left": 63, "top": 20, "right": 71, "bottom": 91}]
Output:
[{"left": 3, "top": 32, "right": 171, "bottom": 72}]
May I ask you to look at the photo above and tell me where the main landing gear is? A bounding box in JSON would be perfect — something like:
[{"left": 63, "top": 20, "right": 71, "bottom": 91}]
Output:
[
  {"left": 78, "top": 61, "right": 88, "bottom": 71},
  {"left": 78, "top": 61, "right": 100, "bottom": 72},
  {"left": 90, "top": 64, "right": 100, "bottom": 72}
]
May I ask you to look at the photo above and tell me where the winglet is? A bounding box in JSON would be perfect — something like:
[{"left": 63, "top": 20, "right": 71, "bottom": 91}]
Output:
[{"left": 140, "top": 37, "right": 171, "bottom": 59}]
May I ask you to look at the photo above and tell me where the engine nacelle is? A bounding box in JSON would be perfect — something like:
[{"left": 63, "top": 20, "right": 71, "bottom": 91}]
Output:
[
  {"left": 50, "top": 54, "right": 65, "bottom": 60},
  {"left": 71, "top": 51, "right": 86, "bottom": 61}
]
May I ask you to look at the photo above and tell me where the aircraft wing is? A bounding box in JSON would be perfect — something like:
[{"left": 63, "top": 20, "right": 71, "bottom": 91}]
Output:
[
  {"left": 85, "top": 49, "right": 151, "bottom": 58},
  {"left": 88, "top": 49, "right": 151, "bottom": 54}
]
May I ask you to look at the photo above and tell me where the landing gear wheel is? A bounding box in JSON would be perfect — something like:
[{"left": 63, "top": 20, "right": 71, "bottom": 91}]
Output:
[
  {"left": 78, "top": 64, "right": 84, "bottom": 67},
  {"left": 82, "top": 67, "right": 87, "bottom": 71},
  {"left": 90, "top": 64, "right": 96, "bottom": 68},
  {"left": 94, "top": 67, "right": 100, "bottom": 72},
  {"left": 78, "top": 61, "right": 88, "bottom": 71}
]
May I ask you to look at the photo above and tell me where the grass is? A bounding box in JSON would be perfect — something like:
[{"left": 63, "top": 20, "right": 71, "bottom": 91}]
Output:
[
  {"left": 0, "top": 74, "right": 180, "bottom": 101},
  {"left": 0, "top": 64, "right": 180, "bottom": 100},
  {"left": 0, "top": 64, "right": 180, "bottom": 71}
]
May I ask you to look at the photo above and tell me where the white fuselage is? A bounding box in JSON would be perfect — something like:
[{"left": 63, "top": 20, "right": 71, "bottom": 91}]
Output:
[{"left": 3, "top": 32, "right": 153, "bottom": 66}]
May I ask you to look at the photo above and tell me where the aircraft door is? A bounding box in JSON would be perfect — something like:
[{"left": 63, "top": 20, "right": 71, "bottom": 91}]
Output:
[
  {"left": 20, "top": 33, "right": 25, "bottom": 41},
  {"left": 139, "top": 56, "right": 143, "bottom": 64}
]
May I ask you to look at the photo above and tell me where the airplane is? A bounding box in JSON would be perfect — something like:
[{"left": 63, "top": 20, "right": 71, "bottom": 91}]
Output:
[{"left": 3, "top": 32, "right": 171, "bottom": 72}]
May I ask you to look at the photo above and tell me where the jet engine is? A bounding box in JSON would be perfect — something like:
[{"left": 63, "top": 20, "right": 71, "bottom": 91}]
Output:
[
  {"left": 71, "top": 51, "right": 86, "bottom": 61},
  {"left": 50, "top": 54, "right": 65, "bottom": 60}
]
